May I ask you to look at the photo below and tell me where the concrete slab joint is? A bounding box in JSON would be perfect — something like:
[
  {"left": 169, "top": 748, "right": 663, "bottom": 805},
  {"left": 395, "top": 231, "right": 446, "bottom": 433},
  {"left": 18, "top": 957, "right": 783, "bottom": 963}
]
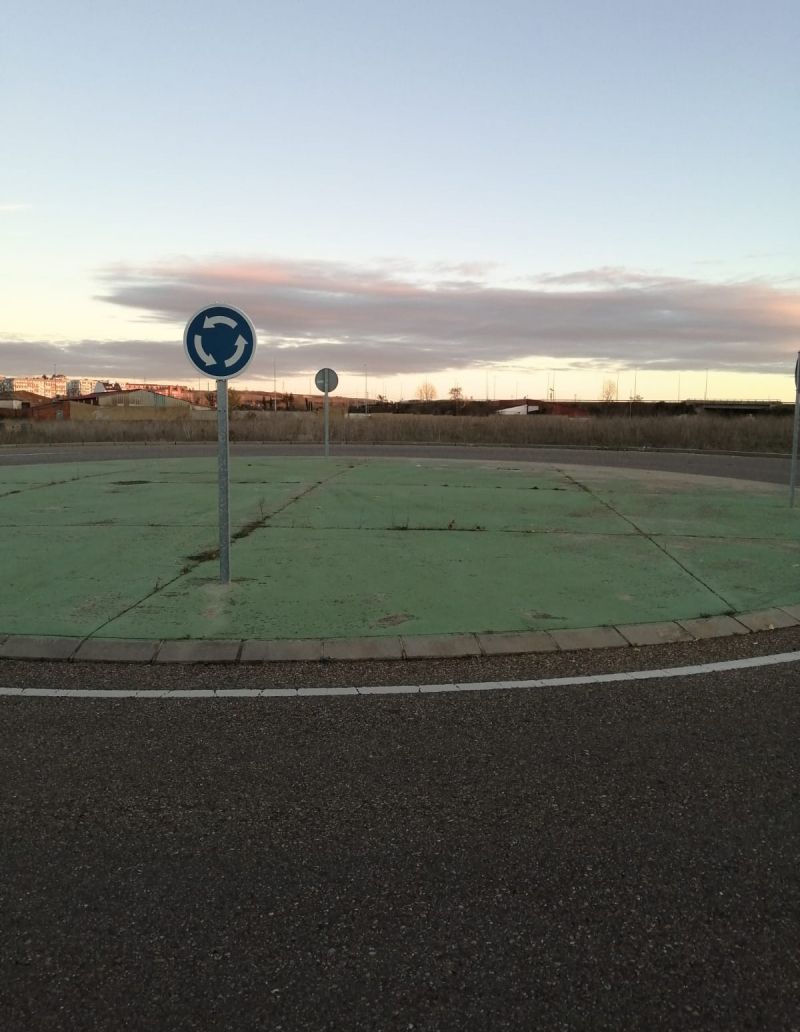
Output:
[
  {"left": 677, "top": 615, "right": 749, "bottom": 639},
  {"left": 476, "top": 631, "right": 558, "bottom": 655},
  {"left": 74, "top": 639, "right": 161, "bottom": 663},
  {"left": 240, "top": 639, "right": 324, "bottom": 663},
  {"left": 155, "top": 640, "right": 242, "bottom": 664},
  {"left": 616, "top": 621, "right": 693, "bottom": 647},
  {"left": 402, "top": 634, "right": 483, "bottom": 659},
  {"left": 0, "top": 636, "right": 80, "bottom": 661},
  {"left": 550, "top": 627, "right": 628, "bottom": 651},
  {"left": 322, "top": 637, "right": 404, "bottom": 661},
  {"left": 735, "top": 609, "right": 799, "bottom": 633}
]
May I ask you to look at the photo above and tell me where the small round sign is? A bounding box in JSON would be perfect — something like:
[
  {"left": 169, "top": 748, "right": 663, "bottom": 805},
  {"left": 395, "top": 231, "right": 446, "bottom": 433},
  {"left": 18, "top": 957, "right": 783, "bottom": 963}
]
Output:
[{"left": 315, "top": 368, "right": 338, "bottom": 392}]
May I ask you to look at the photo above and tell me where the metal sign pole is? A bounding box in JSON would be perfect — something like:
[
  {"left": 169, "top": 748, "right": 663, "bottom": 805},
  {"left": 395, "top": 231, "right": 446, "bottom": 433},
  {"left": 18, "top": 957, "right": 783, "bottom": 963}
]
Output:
[
  {"left": 315, "top": 367, "right": 338, "bottom": 457},
  {"left": 217, "top": 378, "right": 231, "bottom": 583},
  {"left": 324, "top": 380, "right": 330, "bottom": 458},
  {"left": 184, "top": 303, "right": 256, "bottom": 587}
]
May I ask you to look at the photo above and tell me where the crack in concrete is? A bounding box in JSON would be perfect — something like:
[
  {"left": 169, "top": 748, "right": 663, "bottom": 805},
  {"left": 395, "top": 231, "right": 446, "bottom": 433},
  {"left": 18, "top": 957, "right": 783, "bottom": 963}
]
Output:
[
  {"left": 231, "top": 470, "right": 353, "bottom": 543},
  {"left": 0, "top": 468, "right": 127, "bottom": 500},
  {"left": 84, "top": 463, "right": 359, "bottom": 640},
  {"left": 557, "top": 467, "right": 737, "bottom": 612},
  {"left": 80, "top": 568, "right": 191, "bottom": 644}
]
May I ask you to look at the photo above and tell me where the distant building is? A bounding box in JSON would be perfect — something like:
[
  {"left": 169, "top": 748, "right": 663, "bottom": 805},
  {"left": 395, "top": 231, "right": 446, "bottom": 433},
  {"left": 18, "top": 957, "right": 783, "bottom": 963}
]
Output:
[
  {"left": 0, "top": 389, "right": 48, "bottom": 406},
  {"left": 1, "top": 374, "right": 68, "bottom": 398},
  {"left": 91, "top": 388, "right": 191, "bottom": 409},
  {"left": 32, "top": 389, "right": 194, "bottom": 421},
  {"left": 121, "top": 382, "right": 193, "bottom": 400},
  {"left": 497, "top": 403, "right": 540, "bottom": 415},
  {"left": 66, "top": 378, "right": 97, "bottom": 397}
]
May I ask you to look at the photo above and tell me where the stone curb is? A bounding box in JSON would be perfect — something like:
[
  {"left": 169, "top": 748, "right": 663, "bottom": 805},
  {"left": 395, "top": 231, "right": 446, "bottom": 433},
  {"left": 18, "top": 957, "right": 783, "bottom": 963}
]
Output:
[{"left": 0, "top": 608, "right": 798, "bottom": 663}]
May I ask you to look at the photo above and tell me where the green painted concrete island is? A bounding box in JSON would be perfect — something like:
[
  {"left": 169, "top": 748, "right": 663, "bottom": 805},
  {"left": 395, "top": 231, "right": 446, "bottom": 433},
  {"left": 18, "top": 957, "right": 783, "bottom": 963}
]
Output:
[{"left": 2, "top": 457, "right": 799, "bottom": 652}]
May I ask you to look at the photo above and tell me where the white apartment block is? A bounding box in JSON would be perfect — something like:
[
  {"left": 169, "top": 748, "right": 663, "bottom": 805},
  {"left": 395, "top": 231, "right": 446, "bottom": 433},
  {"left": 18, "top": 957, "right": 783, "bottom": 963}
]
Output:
[
  {"left": 1, "top": 375, "right": 68, "bottom": 398},
  {"left": 2, "top": 375, "right": 194, "bottom": 400},
  {"left": 66, "top": 378, "right": 98, "bottom": 397},
  {"left": 1, "top": 375, "right": 109, "bottom": 398}
]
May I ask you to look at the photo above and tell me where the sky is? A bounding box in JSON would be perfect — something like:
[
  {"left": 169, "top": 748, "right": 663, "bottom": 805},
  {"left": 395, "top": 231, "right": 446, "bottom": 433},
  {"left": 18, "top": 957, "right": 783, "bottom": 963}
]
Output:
[{"left": 2, "top": 0, "right": 799, "bottom": 402}]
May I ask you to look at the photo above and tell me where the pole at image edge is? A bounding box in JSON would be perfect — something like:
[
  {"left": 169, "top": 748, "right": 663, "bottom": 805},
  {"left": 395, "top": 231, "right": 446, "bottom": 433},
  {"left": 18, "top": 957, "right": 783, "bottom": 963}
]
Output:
[
  {"left": 791, "top": 353, "right": 800, "bottom": 509},
  {"left": 217, "top": 378, "right": 231, "bottom": 582}
]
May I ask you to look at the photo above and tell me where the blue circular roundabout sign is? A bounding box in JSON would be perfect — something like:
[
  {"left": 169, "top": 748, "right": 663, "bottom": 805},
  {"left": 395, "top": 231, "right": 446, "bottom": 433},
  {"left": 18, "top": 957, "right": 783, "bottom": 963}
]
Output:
[{"left": 184, "top": 304, "right": 257, "bottom": 379}]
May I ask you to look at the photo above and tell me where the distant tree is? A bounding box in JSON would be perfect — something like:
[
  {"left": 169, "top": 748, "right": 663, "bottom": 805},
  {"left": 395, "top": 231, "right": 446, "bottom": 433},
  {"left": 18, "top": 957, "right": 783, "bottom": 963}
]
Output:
[
  {"left": 449, "top": 385, "right": 464, "bottom": 413},
  {"left": 416, "top": 382, "right": 437, "bottom": 402},
  {"left": 601, "top": 379, "right": 617, "bottom": 402},
  {"left": 227, "top": 388, "right": 243, "bottom": 410}
]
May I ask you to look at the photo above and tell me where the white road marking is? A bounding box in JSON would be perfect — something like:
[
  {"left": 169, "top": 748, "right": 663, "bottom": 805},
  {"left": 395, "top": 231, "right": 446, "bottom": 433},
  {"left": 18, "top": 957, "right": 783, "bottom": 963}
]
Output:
[{"left": 2, "top": 649, "right": 800, "bottom": 699}]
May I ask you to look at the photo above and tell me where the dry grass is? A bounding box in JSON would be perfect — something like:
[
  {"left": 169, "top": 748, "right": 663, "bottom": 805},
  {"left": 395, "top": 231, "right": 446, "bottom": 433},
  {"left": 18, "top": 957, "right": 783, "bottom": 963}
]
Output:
[{"left": 1, "top": 411, "right": 793, "bottom": 453}]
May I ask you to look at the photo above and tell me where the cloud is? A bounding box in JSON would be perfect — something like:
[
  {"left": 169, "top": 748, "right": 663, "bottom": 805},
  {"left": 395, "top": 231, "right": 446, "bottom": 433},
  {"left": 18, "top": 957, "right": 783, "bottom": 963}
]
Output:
[
  {"left": 3, "top": 257, "right": 798, "bottom": 382},
  {"left": 0, "top": 338, "right": 185, "bottom": 381},
  {"left": 0, "top": 203, "right": 31, "bottom": 213},
  {"left": 95, "top": 257, "right": 800, "bottom": 376}
]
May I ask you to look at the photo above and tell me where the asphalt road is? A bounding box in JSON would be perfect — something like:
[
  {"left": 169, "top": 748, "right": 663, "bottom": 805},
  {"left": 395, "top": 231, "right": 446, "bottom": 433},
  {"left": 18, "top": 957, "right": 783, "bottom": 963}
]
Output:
[
  {"left": 2, "top": 444, "right": 799, "bottom": 1030},
  {"left": 0, "top": 440, "right": 792, "bottom": 485},
  {"left": 3, "top": 629, "right": 800, "bottom": 1031}
]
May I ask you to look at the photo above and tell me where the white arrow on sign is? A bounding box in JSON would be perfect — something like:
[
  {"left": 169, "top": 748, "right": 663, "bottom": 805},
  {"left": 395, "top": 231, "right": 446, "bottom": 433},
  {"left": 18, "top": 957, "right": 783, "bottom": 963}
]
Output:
[
  {"left": 193, "top": 333, "right": 215, "bottom": 366},
  {"left": 204, "top": 315, "right": 238, "bottom": 330},
  {"left": 194, "top": 317, "right": 248, "bottom": 368},
  {"left": 224, "top": 335, "right": 247, "bottom": 368}
]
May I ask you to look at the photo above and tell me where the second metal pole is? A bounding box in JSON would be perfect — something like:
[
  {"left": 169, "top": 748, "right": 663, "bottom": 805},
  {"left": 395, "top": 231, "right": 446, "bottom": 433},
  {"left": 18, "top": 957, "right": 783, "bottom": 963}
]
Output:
[
  {"left": 217, "top": 378, "right": 231, "bottom": 582},
  {"left": 790, "top": 388, "right": 800, "bottom": 509}
]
